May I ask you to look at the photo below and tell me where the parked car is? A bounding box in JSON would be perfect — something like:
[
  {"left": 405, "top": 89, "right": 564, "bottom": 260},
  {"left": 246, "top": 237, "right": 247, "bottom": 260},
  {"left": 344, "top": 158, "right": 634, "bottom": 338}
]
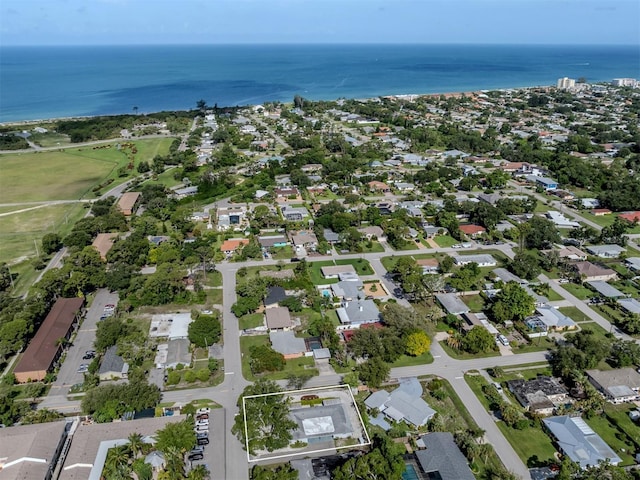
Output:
[
  {"left": 493, "top": 382, "right": 503, "bottom": 392},
  {"left": 188, "top": 447, "right": 204, "bottom": 461},
  {"left": 196, "top": 433, "right": 209, "bottom": 445},
  {"left": 77, "top": 364, "right": 89, "bottom": 373},
  {"left": 498, "top": 334, "right": 510, "bottom": 346},
  {"left": 195, "top": 420, "right": 209, "bottom": 427},
  {"left": 194, "top": 425, "right": 208, "bottom": 434}
]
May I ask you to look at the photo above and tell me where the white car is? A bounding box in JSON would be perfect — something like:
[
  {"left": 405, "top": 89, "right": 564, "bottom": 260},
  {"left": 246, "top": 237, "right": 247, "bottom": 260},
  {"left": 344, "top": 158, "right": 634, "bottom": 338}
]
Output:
[{"left": 195, "top": 419, "right": 209, "bottom": 427}]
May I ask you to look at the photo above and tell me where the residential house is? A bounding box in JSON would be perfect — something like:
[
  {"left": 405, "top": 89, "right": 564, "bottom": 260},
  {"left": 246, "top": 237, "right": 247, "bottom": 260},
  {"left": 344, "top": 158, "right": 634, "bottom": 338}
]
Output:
[
  {"left": 591, "top": 209, "right": 612, "bottom": 216},
  {"left": 367, "top": 180, "right": 391, "bottom": 193},
  {"left": 507, "top": 377, "right": 567, "bottom": 415},
  {"left": 358, "top": 226, "right": 385, "bottom": 240},
  {"left": 289, "top": 231, "right": 318, "bottom": 249},
  {"left": 269, "top": 331, "right": 307, "bottom": 359},
  {"left": 91, "top": 233, "right": 118, "bottom": 261},
  {"left": 435, "top": 293, "right": 470, "bottom": 315},
  {"left": 323, "top": 229, "right": 340, "bottom": 244},
  {"left": 586, "top": 244, "right": 626, "bottom": 258},
  {"left": 264, "top": 286, "right": 288, "bottom": 308},
  {"left": 617, "top": 297, "right": 640, "bottom": 315},
  {"left": 459, "top": 224, "right": 486, "bottom": 237},
  {"left": 546, "top": 211, "right": 580, "bottom": 228},
  {"left": 321, "top": 264, "right": 356, "bottom": 279},
  {"left": 532, "top": 305, "right": 577, "bottom": 331},
  {"left": 543, "top": 416, "right": 621, "bottom": 469},
  {"left": 587, "top": 280, "right": 625, "bottom": 298},
  {"left": 492, "top": 267, "right": 525, "bottom": 284},
  {"left": 257, "top": 235, "right": 288, "bottom": 249},
  {"left": 336, "top": 299, "right": 381, "bottom": 326},
  {"left": 274, "top": 186, "right": 299, "bottom": 198},
  {"left": 98, "top": 345, "right": 129, "bottom": 381},
  {"left": 586, "top": 368, "right": 640, "bottom": 404},
  {"left": 265, "top": 307, "right": 294, "bottom": 331},
  {"left": 330, "top": 280, "right": 365, "bottom": 302},
  {"left": 117, "top": 192, "right": 141, "bottom": 216},
  {"left": 414, "top": 432, "right": 477, "bottom": 480},
  {"left": 281, "top": 206, "right": 309, "bottom": 222},
  {"left": 173, "top": 186, "right": 198, "bottom": 198},
  {"left": 220, "top": 238, "right": 248, "bottom": 256},
  {"left": 526, "top": 175, "right": 558, "bottom": 191},
  {"left": 417, "top": 258, "right": 439, "bottom": 274},
  {"left": 452, "top": 254, "right": 496, "bottom": 267},
  {"left": 364, "top": 378, "right": 436, "bottom": 427},
  {"left": 625, "top": 257, "right": 640, "bottom": 272},
  {"left": 572, "top": 262, "right": 617, "bottom": 282},
  {"left": 216, "top": 206, "right": 246, "bottom": 231},
  {"left": 619, "top": 211, "right": 640, "bottom": 223},
  {"left": 551, "top": 246, "right": 587, "bottom": 261}
]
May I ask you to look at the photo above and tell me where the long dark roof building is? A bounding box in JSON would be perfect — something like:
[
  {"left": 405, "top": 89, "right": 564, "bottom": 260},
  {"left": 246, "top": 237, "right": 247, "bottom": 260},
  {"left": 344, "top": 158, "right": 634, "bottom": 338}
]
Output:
[{"left": 14, "top": 297, "right": 84, "bottom": 383}]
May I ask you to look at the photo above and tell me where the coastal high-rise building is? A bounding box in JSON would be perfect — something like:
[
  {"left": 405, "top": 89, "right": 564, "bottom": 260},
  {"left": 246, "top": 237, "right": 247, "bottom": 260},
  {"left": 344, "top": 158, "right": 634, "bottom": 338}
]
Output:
[
  {"left": 612, "top": 78, "right": 638, "bottom": 87},
  {"left": 556, "top": 77, "right": 576, "bottom": 90}
]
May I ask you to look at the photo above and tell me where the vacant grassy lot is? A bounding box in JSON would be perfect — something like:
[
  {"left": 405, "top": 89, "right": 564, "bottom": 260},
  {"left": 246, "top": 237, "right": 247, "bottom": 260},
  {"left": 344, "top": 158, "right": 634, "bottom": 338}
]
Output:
[
  {"left": 561, "top": 282, "right": 594, "bottom": 300},
  {"left": 496, "top": 422, "right": 557, "bottom": 465},
  {"left": 559, "top": 306, "right": 591, "bottom": 322},
  {"left": 0, "top": 138, "right": 172, "bottom": 203},
  {"left": 434, "top": 235, "right": 458, "bottom": 247}
]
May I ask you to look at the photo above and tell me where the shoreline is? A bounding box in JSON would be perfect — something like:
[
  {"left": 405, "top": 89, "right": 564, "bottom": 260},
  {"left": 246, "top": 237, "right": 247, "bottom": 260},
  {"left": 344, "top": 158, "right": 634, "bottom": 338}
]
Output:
[{"left": 0, "top": 83, "right": 556, "bottom": 127}]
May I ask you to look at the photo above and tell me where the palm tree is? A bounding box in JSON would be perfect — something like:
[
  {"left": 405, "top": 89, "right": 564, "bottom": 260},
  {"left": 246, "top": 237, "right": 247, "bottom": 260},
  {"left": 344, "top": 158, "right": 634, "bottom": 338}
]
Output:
[
  {"left": 127, "top": 432, "right": 145, "bottom": 459},
  {"left": 187, "top": 464, "right": 210, "bottom": 480},
  {"left": 103, "top": 445, "right": 131, "bottom": 478}
]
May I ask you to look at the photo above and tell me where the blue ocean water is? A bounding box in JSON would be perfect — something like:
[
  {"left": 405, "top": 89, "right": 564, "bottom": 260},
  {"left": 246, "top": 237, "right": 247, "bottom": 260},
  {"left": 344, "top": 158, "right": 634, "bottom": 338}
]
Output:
[{"left": 1, "top": 44, "right": 638, "bottom": 122}]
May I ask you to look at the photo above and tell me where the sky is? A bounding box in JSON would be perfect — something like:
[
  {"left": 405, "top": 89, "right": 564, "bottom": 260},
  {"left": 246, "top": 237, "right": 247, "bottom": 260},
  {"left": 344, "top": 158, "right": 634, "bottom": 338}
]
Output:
[{"left": 1, "top": 0, "right": 639, "bottom": 46}]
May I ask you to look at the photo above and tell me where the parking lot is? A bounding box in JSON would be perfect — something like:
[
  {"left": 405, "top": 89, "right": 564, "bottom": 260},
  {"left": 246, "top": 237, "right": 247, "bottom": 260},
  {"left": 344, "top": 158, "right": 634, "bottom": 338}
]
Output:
[
  {"left": 40, "top": 289, "right": 119, "bottom": 407},
  {"left": 188, "top": 407, "right": 226, "bottom": 479}
]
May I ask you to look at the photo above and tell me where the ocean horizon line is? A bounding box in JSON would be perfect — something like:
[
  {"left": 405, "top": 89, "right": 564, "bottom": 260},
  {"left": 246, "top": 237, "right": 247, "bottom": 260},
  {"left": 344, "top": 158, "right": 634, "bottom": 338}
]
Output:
[{"left": 2, "top": 42, "right": 639, "bottom": 48}]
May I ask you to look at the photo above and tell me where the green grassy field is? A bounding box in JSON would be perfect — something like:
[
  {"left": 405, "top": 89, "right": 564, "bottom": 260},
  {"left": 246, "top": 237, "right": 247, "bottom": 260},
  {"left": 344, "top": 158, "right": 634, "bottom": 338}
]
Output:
[
  {"left": 0, "top": 138, "right": 173, "bottom": 203},
  {"left": 559, "top": 306, "right": 591, "bottom": 322},
  {"left": 434, "top": 235, "right": 459, "bottom": 247},
  {"left": 0, "top": 203, "right": 86, "bottom": 264},
  {"left": 561, "top": 282, "right": 594, "bottom": 300}
]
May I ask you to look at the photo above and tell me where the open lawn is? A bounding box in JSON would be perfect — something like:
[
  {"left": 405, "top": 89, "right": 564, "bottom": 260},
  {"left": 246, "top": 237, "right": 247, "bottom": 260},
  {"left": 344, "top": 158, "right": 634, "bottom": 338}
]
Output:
[
  {"left": 559, "top": 306, "right": 591, "bottom": 322},
  {"left": 434, "top": 235, "right": 458, "bottom": 247},
  {"left": 390, "top": 351, "right": 433, "bottom": 367},
  {"left": 496, "top": 422, "right": 557, "bottom": 466},
  {"left": 271, "top": 246, "right": 294, "bottom": 260},
  {"left": 29, "top": 132, "right": 71, "bottom": 148},
  {"left": 561, "top": 282, "right": 594, "bottom": 300},
  {"left": 0, "top": 138, "right": 172, "bottom": 203},
  {"left": 0, "top": 203, "right": 86, "bottom": 265},
  {"left": 239, "top": 313, "right": 264, "bottom": 330},
  {"left": 142, "top": 166, "right": 183, "bottom": 189},
  {"left": 239, "top": 335, "right": 318, "bottom": 381},
  {"left": 461, "top": 294, "right": 485, "bottom": 312},
  {"left": 335, "top": 258, "right": 374, "bottom": 275},
  {"left": 585, "top": 413, "right": 637, "bottom": 466}
]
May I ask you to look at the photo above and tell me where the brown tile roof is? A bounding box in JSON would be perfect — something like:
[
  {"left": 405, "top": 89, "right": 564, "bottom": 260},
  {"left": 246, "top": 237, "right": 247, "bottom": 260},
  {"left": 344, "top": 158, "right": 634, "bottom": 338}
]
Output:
[
  {"left": 91, "top": 233, "right": 118, "bottom": 260},
  {"left": 220, "top": 239, "right": 248, "bottom": 252},
  {"left": 117, "top": 191, "right": 141, "bottom": 215},
  {"left": 459, "top": 224, "right": 486, "bottom": 235},
  {"left": 14, "top": 298, "right": 84, "bottom": 382}
]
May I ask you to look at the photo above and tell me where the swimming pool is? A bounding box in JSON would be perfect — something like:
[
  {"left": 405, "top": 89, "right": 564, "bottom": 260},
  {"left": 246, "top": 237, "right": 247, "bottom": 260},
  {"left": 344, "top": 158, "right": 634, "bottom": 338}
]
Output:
[{"left": 402, "top": 464, "right": 420, "bottom": 480}]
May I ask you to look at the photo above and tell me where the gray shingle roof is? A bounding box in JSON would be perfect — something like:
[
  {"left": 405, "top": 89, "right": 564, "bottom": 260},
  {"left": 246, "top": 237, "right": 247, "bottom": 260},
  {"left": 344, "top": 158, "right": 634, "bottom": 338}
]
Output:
[{"left": 415, "top": 432, "right": 476, "bottom": 480}]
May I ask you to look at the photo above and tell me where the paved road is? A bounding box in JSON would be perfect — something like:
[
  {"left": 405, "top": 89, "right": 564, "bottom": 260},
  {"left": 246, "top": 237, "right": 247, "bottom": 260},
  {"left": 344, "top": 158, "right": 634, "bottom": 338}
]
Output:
[{"left": 40, "top": 289, "right": 119, "bottom": 412}]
